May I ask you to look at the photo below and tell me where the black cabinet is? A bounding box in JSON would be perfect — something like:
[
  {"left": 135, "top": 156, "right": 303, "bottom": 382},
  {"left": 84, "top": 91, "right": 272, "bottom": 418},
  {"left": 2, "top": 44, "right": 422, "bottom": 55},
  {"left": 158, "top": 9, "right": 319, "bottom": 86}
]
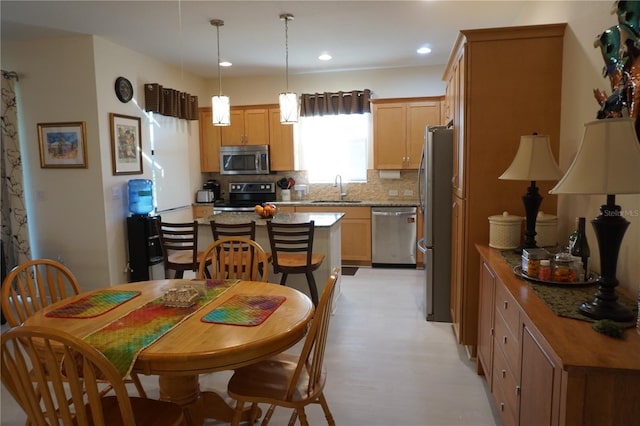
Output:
[{"left": 127, "top": 215, "right": 163, "bottom": 282}]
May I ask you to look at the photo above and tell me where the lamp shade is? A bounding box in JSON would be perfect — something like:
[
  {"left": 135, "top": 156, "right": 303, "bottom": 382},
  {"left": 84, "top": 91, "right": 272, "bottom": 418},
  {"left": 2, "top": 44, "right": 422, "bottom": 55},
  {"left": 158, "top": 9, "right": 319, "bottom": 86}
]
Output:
[
  {"left": 211, "top": 95, "right": 230, "bottom": 126},
  {"left": 279, "top": 92, "right": 298, "bottom": 124},
  {"left": 499, "top": 134, "right": 563, "bottom": 181},
  {"left": 550, "top": 118, "right": 640, "bottom": 195}
]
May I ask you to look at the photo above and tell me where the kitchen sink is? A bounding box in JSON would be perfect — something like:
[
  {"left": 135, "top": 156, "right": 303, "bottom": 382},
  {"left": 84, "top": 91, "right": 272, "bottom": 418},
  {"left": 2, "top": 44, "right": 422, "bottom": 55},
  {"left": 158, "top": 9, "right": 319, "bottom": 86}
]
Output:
[{"left": 311, "top": 200, "right": 362, "bottom": 204}]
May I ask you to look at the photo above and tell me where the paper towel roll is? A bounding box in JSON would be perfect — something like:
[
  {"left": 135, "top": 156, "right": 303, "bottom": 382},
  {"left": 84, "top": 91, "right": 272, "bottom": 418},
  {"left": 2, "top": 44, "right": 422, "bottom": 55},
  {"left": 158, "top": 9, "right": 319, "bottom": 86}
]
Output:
[{"left": 379, "top": 170, "right": 401, "bottom": 179}]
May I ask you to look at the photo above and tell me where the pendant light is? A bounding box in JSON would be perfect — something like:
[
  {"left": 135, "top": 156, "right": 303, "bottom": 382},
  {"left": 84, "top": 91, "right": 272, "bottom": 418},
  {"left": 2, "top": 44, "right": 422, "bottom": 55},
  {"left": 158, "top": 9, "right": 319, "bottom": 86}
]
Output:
[
  {"left": 279, "top": 13, "right": 298, "bottom": 124},
  {"left": 211, "top": 19, "right": 230, "bottom": 126}
]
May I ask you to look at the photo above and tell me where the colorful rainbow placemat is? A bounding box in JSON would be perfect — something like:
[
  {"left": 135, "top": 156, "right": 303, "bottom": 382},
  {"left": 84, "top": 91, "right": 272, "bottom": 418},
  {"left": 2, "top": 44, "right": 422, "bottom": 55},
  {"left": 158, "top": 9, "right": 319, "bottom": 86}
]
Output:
[
  {"left": 201, "top": 294, "right": 286, "bottom": 326},
  {"left": 46, "top": 290, "right": 141, "bottom": 318},
  {"left": 83, "top": 279, "right": 238, "bottom": 377}
]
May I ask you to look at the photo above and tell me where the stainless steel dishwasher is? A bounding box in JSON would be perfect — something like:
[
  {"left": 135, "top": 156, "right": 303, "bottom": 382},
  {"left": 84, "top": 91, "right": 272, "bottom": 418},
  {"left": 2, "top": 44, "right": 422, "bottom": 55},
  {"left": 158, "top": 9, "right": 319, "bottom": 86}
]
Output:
[{"left": 371, "top": 206, "right": 417, "bottom": 267}]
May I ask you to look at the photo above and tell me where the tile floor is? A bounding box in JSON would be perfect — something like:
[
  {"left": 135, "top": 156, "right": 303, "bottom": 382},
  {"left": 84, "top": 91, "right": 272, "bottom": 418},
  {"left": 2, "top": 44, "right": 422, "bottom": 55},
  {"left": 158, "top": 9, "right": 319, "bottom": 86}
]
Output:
[{"left": 1, "top": 267, "right": 498, "bottom": 425}]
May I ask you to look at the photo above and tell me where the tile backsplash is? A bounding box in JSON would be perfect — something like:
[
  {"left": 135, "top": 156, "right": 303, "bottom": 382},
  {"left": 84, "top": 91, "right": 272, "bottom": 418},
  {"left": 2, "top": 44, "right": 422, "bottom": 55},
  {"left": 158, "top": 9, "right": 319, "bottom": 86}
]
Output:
[{"left": 204, "top": 169, "right": 419, "bottom": 202}]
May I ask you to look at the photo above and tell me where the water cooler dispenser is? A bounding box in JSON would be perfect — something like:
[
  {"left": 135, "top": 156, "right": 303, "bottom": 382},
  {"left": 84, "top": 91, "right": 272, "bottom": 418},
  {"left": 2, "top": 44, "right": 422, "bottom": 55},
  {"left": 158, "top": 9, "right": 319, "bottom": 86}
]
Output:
[{"left": 126, "top": 179, "right": 163, "bottom": 282}]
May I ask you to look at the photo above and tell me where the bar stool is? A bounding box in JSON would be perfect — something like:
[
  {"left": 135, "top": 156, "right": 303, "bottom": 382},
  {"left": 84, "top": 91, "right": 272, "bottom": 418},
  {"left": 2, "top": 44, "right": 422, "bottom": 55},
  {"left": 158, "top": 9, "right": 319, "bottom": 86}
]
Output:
[
  {"left": 159, "top": 221, "right": 211, "bottom": 278},
  {"left": 266, "top": 220, "right": 324, "bottom": 305},
  {"left": 210, "top": 220, "right": 271, "bottom": 280}
]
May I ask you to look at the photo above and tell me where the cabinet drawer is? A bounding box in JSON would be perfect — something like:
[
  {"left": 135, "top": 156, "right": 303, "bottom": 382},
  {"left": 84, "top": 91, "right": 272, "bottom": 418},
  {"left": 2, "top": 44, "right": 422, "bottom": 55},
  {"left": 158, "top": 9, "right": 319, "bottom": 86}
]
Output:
[
  {"left": 495, "top": 281, "right": 520, "bottom": 337},
  {"left": 492, "top": 340, "right": 519, "bottom": 425},
  {"left": 494, "top": 308, "right": 520, "bottom": 375}
]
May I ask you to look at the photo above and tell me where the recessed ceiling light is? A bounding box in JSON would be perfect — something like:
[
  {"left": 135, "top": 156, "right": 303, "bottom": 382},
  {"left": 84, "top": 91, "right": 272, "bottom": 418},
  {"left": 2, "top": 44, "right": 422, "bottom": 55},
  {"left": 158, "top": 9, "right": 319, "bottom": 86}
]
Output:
[
  {"left": 318, "top": 53, "right": 332, "bottom": 61},
  {"left": 417, "top": 47, "right": 432, "bottom": 55},
  {"left": 220, "top": 61, "right": 232, "bottom": 67}
]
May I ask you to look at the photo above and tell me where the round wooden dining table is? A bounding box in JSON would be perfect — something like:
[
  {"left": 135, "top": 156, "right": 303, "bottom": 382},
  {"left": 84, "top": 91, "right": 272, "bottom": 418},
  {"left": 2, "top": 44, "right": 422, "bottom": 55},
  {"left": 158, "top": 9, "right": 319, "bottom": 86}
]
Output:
[{"left": 22, "top": 279, "right": 314, "bottom": 426}]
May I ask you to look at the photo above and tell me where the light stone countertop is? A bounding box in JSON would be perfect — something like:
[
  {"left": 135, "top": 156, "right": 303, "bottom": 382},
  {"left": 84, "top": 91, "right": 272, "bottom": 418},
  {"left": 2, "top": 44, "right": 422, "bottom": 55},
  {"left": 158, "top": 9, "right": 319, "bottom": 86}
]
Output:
[
  {"left": 197, "top": 211, "right": 344, "bottom": 227},
  {"left": 275, "top": 200, "right": 419, "bottom": 207}
]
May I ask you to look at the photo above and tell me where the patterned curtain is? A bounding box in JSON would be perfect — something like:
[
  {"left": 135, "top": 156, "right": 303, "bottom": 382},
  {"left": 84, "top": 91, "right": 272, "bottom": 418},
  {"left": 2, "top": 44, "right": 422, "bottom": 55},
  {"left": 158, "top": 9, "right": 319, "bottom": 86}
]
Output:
[
  {"left": 1, "top": 70, "right": 31, "bottom": 278},
  {"left": 300, "top": 89, "right": 371, "bottom": 117}
]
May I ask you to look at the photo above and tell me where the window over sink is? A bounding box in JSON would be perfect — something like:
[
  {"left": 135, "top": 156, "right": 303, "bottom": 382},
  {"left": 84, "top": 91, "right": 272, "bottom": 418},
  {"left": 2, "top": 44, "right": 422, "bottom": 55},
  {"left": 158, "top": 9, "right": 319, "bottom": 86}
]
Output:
[{"left": 296, "top": 113, "right": 370, "bottom": 183}]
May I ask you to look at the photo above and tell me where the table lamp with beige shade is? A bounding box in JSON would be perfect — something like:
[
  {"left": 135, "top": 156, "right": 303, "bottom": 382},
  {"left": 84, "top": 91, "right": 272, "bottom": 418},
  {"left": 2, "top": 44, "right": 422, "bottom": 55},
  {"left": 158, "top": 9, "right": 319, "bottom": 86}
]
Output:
[
  {"left": 499, "top": 133, "right": 564, "bottom": 253},
  {"left": 550, "top": 117, "right": 640, "bottom": 321}
]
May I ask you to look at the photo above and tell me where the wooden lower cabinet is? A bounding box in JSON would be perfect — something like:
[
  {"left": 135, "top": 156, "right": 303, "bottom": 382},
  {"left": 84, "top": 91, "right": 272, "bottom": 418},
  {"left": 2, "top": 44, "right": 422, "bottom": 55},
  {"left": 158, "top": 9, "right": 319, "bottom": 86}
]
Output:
[
  {"left": 477, "top": 244, "right": 640, "bottom": 426},
  {"left": 192, "top": 204, "right": 213, "bottom": 219},
  {"left": 295, "top": 206, "right": 371, "bottom": 265}
]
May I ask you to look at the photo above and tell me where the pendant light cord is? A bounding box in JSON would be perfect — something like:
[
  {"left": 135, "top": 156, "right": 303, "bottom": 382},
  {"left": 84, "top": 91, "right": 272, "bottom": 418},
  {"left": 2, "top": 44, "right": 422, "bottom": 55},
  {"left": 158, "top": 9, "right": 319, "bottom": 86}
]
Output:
[
  {"left": 217, "top": 23, "right": 222, "bottom": 96},
  {"left": 285, "top": 16, "right": 289, "bottom": 92}
]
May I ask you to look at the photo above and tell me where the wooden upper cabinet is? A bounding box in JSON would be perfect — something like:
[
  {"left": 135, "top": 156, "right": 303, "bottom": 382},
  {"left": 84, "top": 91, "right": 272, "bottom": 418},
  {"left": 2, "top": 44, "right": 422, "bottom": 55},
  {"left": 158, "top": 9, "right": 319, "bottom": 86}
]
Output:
[
  {"left": 372, "top": 98, "right": 441, "bottom": 169},
  {"left": 198, "top": 107, "right": 221, "bottom": 172},
  {"left": 268, "top": 107, "right": 294, "bottom": 171},
  {"left": 221, "top": 107, "right": 269, "bottom": 146}
]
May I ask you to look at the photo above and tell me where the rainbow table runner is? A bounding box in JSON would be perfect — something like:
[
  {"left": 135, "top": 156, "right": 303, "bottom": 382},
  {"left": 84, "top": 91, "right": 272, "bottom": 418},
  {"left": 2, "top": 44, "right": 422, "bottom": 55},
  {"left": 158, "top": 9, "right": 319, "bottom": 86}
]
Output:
[
  {"left": 201, "top": 294, "right": 286, "bottom": 326},
  {"left": 83, "top": 279, "right": 238, "bottom": 378},
  {"left": 46, "top": 290, "right": 141, "bottom": 319}
]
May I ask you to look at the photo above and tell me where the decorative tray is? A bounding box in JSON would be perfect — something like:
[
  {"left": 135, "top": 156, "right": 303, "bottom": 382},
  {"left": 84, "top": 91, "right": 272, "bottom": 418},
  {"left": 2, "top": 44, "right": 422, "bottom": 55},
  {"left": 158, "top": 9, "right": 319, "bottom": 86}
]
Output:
[{"left": 513, "top": 265, "right": 597, "bottom": 286}]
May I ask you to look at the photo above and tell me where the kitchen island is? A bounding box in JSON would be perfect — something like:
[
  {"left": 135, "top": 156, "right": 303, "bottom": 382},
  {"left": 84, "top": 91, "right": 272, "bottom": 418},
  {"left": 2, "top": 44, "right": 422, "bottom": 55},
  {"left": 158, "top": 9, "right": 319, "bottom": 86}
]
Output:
[{"left": 197, "top": 212, "right": 344, "bottom": 306}]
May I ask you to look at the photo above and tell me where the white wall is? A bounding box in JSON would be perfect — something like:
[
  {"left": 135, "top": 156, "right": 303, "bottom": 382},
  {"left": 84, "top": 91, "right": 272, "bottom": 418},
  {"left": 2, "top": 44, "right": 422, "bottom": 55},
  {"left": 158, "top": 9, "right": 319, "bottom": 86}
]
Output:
[{"left": 2, "top": 35, "right": 208, "bottom": 288}]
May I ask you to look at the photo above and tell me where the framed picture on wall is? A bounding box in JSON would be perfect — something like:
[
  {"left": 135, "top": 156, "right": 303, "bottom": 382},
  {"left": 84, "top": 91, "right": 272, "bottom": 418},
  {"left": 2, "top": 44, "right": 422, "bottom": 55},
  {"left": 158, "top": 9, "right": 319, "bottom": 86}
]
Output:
[
  {"left": 109, "top": 113, "right": 142, "bottom": 175},
  {"left": 37, "top": 122, "right": 88, "bottom": 168}
]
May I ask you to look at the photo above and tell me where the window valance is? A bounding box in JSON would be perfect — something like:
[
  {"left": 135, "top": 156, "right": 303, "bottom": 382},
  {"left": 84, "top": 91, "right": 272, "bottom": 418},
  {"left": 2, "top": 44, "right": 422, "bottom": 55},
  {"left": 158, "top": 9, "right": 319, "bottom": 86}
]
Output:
[{"left": 300, "top": 89, "right": 371, "bottom": 116}]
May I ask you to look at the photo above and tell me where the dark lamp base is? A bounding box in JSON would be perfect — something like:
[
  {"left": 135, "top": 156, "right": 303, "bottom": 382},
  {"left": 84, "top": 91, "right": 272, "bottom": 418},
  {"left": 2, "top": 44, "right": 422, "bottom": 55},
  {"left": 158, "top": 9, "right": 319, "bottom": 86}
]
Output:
[{"left": 579, "top": 298, "right": 634, "bottom": 322}]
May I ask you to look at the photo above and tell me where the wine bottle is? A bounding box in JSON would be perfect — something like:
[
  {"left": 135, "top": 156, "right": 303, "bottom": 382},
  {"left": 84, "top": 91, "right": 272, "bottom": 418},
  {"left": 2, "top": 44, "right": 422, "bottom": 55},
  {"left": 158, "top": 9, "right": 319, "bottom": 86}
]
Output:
[
  {"left": 568, "top": 217, "right": 579, "bottom": 252},
  {"left": 570, "top": 217, "right": 590, "bottom": 280}
]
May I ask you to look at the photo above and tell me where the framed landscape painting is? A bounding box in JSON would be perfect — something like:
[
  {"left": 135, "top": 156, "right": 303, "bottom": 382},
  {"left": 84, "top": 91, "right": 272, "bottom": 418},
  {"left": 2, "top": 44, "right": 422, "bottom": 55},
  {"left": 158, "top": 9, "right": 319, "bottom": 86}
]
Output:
[
  {"left": 38, "top": 122, "right": 87, "bottom": 168},
  {"left": 110, "top": 113, "right": 143, "bottom": 175}
]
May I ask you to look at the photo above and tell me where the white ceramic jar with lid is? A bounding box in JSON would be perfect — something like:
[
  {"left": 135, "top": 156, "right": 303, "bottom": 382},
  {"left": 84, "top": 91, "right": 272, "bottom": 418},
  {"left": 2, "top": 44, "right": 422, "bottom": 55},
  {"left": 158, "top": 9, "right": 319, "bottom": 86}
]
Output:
[
  {"left": 535, "top": 211, "right": 558, "bottom": 248},
  {"left": 488, "top": 211, "right": 523, "bottom": 249}
]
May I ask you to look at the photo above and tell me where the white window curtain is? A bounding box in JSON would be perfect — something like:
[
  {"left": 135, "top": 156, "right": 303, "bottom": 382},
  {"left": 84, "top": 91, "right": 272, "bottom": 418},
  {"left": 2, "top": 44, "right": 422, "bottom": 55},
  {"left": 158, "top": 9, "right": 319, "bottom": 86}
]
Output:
[{"left": 296, "top": 113, "right": 370, "bottom": 183}]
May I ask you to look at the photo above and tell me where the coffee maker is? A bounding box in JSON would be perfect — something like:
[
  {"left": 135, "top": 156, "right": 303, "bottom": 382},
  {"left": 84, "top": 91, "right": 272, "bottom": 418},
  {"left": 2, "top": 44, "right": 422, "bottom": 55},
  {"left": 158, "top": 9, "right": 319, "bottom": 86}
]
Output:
[{"left": 203, "top": 179, "right": 221, "bottom": 200}]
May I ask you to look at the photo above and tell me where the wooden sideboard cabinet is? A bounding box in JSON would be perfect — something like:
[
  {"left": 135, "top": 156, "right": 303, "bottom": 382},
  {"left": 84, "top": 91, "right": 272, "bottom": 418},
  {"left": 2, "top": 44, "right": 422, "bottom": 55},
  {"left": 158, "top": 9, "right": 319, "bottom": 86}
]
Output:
[
  {"left": 477, "top": 244, "right": 640, "bottom": 426},
  {"left": 444, "top": 24, "right": 565, "bottom": 353}
]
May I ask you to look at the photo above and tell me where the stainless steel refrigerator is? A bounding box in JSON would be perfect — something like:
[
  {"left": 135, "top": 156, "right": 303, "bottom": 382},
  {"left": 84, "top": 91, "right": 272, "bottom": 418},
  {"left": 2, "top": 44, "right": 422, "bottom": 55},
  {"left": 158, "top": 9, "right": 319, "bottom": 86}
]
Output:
[{"left": 417, "top": 125, "right": 453, "bottom": 322}]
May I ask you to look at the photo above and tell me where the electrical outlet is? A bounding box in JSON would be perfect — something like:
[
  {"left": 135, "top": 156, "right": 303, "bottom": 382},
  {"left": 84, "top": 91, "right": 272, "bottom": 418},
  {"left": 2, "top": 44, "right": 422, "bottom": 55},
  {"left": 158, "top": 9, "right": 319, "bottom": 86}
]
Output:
[
  {"left": 389, "top": 190, "right": 399, "bottom": 196},
  {"left": 403, "top": 190, "right": 414, "bottom": 196}
]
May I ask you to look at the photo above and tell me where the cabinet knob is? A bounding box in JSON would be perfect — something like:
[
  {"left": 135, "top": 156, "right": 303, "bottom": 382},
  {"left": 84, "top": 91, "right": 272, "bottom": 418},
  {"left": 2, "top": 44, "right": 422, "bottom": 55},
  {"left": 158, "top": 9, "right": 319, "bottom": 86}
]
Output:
[
  {"left": 502, "top": 335, "right": 508, "bottom": 344},
  {"left": 501, "top": 369, "right": 506, "bottom": 378},
  {"left": 503, "top": 300, "right": 508, "bottom": 309},
  {"left": 500, "top": 402, "right": 505, "bottom": 412},
  {"left": 516, "top": 385, "right": 521, "bottom": 396}
]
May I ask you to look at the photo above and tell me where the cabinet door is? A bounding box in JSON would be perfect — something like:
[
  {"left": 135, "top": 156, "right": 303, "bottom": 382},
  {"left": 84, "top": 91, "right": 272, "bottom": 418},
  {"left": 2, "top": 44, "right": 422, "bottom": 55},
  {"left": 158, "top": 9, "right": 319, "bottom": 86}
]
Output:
[
  {"left": 373, "top": 103, "right": 406, "bottom": 169},
  {"left": 451, "top": 56, "right": 465, "bottom": 199},
  {"left": 519, "top": 325, "right": 559, "bottom": 426},
  {"left": 450, "top": 195, "right": 465, "bottom": 343},
  {"left": 406, "top": 101, "right": 441, "bottom": 169},
  {"left": 198, "top": 108, "right": 221, "bottom": 172},
  {"left": 295, "top": 206, "right": 371, "bottom": 264},
  {"left": 268, "top": 108, "right": 294, "bottom": 171},
  {"left": 244, "top": 108, "right": 270, "bottom": 145},
  {"left": 220, "top": 110, "right": 245, "bottom": 145},
  {"left": 477, "top": 260, "right": 495, "bottom": 379}
]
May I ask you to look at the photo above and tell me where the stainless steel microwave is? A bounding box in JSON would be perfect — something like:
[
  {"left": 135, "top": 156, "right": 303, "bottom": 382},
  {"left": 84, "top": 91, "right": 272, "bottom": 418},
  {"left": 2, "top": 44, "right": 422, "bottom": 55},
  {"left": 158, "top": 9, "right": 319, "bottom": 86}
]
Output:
[{"left": 219, "top": 145, "right": 270, "bottom": 175}]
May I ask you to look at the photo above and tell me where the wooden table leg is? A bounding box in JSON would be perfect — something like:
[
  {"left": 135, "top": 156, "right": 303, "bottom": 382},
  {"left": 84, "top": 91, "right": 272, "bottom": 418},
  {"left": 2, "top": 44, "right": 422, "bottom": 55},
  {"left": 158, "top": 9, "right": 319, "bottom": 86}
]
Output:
[{"left": 158, "top": 375, "right": 258, "bottom": 425}]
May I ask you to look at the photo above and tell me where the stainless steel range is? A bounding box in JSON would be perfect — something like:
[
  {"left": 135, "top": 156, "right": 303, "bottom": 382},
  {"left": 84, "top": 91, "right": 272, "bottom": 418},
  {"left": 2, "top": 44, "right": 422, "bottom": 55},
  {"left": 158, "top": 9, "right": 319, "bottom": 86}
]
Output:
[{"left": 214, "top": 182, "right": 276, "bottom": 212}]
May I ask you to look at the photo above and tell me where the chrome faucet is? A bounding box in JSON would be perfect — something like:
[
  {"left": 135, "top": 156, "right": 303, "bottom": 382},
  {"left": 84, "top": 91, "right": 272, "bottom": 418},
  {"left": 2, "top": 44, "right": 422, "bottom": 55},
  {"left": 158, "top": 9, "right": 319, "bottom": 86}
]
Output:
[{"left": 334, "top": 174, "right": 346, "bottom": 200}]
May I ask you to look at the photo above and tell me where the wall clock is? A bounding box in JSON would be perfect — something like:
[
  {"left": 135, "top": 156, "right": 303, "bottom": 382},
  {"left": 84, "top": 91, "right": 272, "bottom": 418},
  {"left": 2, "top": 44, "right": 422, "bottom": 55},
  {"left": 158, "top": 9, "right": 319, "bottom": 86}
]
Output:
[{"left": 115, "top": 77, "right": 133, "bottom": 103}]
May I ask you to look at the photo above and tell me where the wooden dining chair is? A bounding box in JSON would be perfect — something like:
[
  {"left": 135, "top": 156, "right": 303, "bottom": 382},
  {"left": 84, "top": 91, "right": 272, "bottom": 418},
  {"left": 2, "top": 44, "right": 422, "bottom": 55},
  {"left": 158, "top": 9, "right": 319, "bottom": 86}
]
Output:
[
  {"left": 227, "top": 268, "right": 340, "bottom": 426},
  {"left": 210, "top": 220, "right": 272, "bottom": 279},
  {"left": 1, "top": 259, "right": 147, "bottom": 398},
  {"left": 1, "top": 325, "right": 186, "bottom": 426},
  {"left": 266, "top": 221, "right": 324, "bottom": 306},
  {"left": 198, "top": 237, "right": 269, "bottom": 282},
  {"left": 159, "top": 221, "right": 211, "bottom": 279}
]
